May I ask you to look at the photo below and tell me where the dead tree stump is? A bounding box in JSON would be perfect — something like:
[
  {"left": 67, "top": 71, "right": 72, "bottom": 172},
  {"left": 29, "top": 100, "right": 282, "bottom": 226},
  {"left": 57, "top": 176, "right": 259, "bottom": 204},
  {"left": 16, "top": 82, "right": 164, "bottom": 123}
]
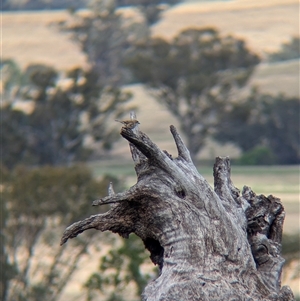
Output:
[{"left": 61, "top": 121, "right": 294, "bottom": 301}]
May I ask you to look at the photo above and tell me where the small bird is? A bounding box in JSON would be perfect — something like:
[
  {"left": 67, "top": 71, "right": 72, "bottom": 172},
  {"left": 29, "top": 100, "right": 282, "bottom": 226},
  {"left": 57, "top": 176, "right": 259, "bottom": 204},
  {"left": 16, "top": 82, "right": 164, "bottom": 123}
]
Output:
[{"left": 115, "top": 119, "right": 140, "bottom": 129}]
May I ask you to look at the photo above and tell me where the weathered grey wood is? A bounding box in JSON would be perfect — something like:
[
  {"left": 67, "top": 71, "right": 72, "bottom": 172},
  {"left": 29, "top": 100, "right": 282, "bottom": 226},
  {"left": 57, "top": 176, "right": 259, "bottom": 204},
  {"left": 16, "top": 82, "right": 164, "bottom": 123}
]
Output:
[{"left": 61, "top": 122, "right": 294, "bottom": 301}]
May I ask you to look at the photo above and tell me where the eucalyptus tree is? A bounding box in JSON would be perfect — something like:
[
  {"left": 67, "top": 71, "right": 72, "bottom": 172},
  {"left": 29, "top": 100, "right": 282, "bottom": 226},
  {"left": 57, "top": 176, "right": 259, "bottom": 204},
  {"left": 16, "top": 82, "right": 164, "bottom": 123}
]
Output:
[
  {"left": 59, "top": 0, "right": 149, "bottom": 87},
  {"left": 1, "top": 62, "right": 132, "bottom": 168},
  {"left": 126, "top": 28, "right": 260, "bottom": 160},
  {"left": 215, "top": 91, "right": 300, "bottom": 164},
  {"left": 1, "top": 165, "right": 119, "bottom": 301}
]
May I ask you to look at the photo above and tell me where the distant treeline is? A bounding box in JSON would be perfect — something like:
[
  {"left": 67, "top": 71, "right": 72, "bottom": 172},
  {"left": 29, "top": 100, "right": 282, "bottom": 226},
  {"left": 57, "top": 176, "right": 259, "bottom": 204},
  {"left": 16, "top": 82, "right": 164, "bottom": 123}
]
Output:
[
  {"left": 2, "top": 0, "right": 88, "bottom": 11},
  {"left": 2, "top": 0, "right": 181, "bottom": 11}
]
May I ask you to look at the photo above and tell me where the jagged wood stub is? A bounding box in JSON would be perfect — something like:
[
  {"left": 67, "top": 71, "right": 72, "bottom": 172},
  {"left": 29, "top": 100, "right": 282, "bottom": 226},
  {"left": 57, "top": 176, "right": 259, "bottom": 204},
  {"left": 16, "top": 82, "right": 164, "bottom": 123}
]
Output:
[{"left": 61, "top": 122, "right": 294, "bottom": 301}]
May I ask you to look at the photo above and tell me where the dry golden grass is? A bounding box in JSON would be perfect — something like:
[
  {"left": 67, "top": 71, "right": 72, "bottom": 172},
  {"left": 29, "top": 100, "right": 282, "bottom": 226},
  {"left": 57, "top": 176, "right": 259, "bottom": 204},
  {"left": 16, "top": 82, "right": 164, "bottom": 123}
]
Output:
[
  {"left": 2, "top": 0, "right": 299, "bottom": 67},
  {"left": 2, "top": 0, "right": 298, "bottom": 95},
  {"left": 250, "top": 59, "right": 300, "bottom": 96},
  {"left": 153, "top": 0, "right": 299, "bottom": 56},
  {"left": 2, "top": 10, "right": 87, "bottom": 70}
]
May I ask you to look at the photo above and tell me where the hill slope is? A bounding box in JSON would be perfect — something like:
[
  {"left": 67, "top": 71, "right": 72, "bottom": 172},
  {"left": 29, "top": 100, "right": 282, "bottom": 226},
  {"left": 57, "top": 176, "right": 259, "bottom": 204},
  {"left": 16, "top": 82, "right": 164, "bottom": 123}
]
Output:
[{"left": 153, "top": 0, "right": 299, "bottom": 57}]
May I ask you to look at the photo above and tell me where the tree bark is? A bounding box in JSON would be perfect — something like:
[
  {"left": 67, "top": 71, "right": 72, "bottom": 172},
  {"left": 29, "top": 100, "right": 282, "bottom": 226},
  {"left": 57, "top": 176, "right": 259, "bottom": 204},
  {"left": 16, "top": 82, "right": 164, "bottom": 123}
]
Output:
[{"left": 61, "top": 121, "right": 295, "bottom": 301}]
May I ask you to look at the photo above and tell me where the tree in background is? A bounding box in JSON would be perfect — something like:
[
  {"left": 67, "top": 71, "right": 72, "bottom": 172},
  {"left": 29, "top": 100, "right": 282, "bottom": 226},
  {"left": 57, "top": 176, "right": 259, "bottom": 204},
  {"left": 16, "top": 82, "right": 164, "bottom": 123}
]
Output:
[
  {"left": 126, "top": 28, "right": 260, "bottom": 160},
  {"left": 0, "top": 62, "right": 132, "bottom": 168},
  {"left": 3, "top": 0, "right": 181, "bottom": 17},
  {"left": 282, "top": 233, "right": 300, "bottom": 292},
  {"left": 1, "top": 59, "right": 26, "bottom": 104},
  {"left": 215, "top": 91, "right": 300, "bottom": 165},
  {"left": 116, "top": 0, "right": 181, "bottom": 25},
  {"left": 59, "top": 0, "right": 180, "bottom": 88},
  {"left": 85, "top": 234, "right": 158, "bottom": 301},
  {"left": 268, "top": 36, "right": 300, "bottom": 62},
  {"left": 59, "top": 0, "right": 149, "bottom": 87},
  {"left": 2, "top": 0, "right": 87, "bottom": 10},
  {"left": 0, "top": 167, "right": 17, "bottom": 301},
  {"left": 1, "top": 164, "right": 121, "bottom": 301}
]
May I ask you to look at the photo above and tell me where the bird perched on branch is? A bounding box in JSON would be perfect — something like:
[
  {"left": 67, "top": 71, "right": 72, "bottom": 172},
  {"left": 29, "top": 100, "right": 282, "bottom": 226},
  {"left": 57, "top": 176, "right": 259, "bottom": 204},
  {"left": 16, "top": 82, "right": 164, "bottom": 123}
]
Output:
[{"left": 115, "top": 119, "right": 140, "bottom": 129}]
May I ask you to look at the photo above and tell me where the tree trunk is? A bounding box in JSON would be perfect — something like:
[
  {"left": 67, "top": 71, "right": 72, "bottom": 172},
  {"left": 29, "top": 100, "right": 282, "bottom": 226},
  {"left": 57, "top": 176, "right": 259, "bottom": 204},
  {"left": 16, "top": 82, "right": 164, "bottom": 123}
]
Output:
[{"left": 61, "top": 121, "right": 294, "bottom": 301}]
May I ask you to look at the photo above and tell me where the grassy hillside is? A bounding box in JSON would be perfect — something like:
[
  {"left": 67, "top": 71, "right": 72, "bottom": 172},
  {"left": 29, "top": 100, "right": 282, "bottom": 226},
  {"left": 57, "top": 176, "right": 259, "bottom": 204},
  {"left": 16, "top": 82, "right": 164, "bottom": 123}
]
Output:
[
  {"left": 250, "top": 59, "right": 300, "bottom": 96},
  {"left": 2, "top": 0, "right": 299, "bottom": 68},
  {"left": 2, "top": 10, "right": 87, "bottom": 70},
  {"left": 153, "top": 0, "right": 299, "bottom": 56}
]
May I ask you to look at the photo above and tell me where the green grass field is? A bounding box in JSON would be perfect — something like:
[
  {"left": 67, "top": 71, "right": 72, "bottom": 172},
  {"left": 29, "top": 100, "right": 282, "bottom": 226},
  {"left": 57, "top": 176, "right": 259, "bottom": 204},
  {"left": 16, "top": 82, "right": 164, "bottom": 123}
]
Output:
[{"left": 89, "top": 160, "right": 299, "bottom": 194}]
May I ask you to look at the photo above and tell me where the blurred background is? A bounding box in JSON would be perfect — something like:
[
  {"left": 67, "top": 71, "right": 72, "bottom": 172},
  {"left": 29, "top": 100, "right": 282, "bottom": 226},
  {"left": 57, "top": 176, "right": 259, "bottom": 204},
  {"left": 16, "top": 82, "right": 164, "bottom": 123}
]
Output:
[{"left": 1, "top": 0, "right": 299, "bottom": 300}]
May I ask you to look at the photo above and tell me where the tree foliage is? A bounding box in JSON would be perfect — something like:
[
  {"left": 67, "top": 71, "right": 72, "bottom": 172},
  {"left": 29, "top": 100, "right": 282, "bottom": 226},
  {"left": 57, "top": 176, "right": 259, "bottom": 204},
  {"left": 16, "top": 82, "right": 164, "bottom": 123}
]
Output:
[
  {"left": 237, "top": 146, "right": 276, "bottom": 166},
  {"left": 268, "top": 36, "right": 300, "bottom": 62},
  {"left": 3, "top": 0, "right": 181, "bottom": 19},
  {"left": 282, "top": 233, "right": 300, "bottom": 267},
  {"left": 116, "top": 0, "right": 182, "bottom": 25},
  {"left": 126, "top": 28, "right": 260, "bottom": 160},
  {"left": 85, "top": 234, "right": 157, "bottom": 301},
  {"left": 59, "top": 0, "right": 149, "bottom": 87},
  {"left": 215, "top": 91, "right": 300, "bottom": 164},
  {"left": 59, "top": 0, "right": 181, "bottom": 88},
  {"left": 2, "top": 0, "right": 87, "bottom": 10},
  {"left": 0, "top": 61, "right": 132, "bottom": 168},
  {"left": 1, "top": 164, "right": 121, "bottom": 301}
]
